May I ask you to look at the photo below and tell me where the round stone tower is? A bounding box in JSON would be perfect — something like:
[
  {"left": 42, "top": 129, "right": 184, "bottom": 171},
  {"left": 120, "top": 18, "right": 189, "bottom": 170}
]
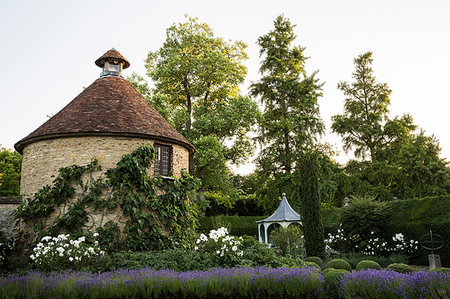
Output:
[{"left": 15, "top": 49, "right": 194, "bottom": 197}]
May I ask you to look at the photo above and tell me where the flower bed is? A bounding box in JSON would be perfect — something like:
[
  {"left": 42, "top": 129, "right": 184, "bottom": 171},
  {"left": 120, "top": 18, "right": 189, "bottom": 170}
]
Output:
[
  {"left": 0, "top": 266, "right": 324, "bottom": 298},
  {"left": 340, "top": 269, "right": 450, "bottom": 298},
  {"left": 1, "top": 266, "right": 450, "bottom": 298}
]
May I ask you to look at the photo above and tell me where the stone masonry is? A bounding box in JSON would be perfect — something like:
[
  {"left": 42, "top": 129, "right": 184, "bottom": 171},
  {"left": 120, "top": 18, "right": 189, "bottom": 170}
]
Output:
[{"left": 20, "top": 136, "right": 189, "bottom": 198}]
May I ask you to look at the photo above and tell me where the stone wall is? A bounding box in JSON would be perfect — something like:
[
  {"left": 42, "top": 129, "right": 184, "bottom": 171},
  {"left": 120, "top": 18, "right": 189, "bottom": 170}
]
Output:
[
  {"left": 0, "top": 197, "right": 21, "bottom": 235},
  {"left": 20, "top": 136, "right": 189, "bottom": 197}
]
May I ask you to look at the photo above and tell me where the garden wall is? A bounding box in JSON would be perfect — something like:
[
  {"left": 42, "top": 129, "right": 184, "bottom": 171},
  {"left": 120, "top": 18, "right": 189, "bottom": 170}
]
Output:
[{"left": 0, "top": 197, "right": 21, "bottom": 234}]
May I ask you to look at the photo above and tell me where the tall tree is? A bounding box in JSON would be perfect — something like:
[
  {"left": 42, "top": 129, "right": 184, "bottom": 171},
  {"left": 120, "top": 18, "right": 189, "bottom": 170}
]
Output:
[
  {"left": 251, "top": 15, "right": 324, "bottom": 212},
  {"left": 0, "top": 147, "right": 22, "bottom": 196},
  {"left": 146, "top": 15, "right": 248, "bottom": 135},
  {"left": 332, "top": 52, "right": 415, "bottom": 162},
  {"left": 142, "top": 16, "right": 260, "bottom": 198},
  {"left": 298, "top": 152, "right": 325, "bottom": 258}
]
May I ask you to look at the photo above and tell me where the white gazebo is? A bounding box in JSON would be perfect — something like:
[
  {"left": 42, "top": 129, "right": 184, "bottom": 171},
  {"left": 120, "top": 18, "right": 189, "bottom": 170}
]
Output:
[{"left": 256, "top": 193, "right": 302, "bottom": 244}]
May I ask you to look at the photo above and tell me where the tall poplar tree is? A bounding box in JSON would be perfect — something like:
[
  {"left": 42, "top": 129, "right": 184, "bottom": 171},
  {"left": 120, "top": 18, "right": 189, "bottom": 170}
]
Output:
[{"left": 251, "top": 15, "right": 324, "bottom": 211}]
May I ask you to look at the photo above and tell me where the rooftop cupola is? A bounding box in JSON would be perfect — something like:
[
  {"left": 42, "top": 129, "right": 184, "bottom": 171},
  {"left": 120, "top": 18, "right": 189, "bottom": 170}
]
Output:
[{"left": 95, "top": 48, "right": 130, "bottom": 78}]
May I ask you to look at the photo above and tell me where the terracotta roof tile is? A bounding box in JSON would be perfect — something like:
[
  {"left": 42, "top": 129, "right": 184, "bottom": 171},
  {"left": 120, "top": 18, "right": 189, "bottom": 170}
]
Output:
[{"left": 15, "top": 76, "right": 194, "bottom": 154}]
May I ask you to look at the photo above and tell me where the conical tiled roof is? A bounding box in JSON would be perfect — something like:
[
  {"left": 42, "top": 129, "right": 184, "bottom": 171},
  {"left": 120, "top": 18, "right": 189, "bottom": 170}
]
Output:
[
  {"left": 15, "top": 50, "right": 193, "bottom": 154},
  {"left": 256, "top": 193, "right": 301, "bottom": 223}
]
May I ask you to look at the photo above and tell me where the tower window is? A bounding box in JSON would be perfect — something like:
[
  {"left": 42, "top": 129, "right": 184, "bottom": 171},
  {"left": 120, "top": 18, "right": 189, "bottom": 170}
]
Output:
[{"left": 154, "top": 144, "right": 172, "bottom": 176}]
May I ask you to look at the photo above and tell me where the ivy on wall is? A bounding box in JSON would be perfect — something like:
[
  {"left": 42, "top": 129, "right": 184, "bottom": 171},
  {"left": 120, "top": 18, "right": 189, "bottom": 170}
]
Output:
[{"left": 14, "top": 146, "right": 200, "bottom": 252}]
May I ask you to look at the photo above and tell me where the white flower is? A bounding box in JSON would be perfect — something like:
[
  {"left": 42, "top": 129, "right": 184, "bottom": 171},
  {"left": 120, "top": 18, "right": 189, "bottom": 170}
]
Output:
[
  {"left": 199, "top": 234, "right": 208, "bottom": 242},
  {"left": 232, "top": 246, "right": 237, "bottom": 251},
  {"left": 69, "top": 257, "right": 74, "bottom": 262},
  {"left": 216, "top": 250, "right": 220, "bottom": 255},
  {"left": 93, "top": 233, "right": 99, "bottom": 237},
  {"left": 42, "top": 236, "right": 52, "bottom": 242},
  {"left": 194, "top": 246, "right": 198, "bottom": 251}
]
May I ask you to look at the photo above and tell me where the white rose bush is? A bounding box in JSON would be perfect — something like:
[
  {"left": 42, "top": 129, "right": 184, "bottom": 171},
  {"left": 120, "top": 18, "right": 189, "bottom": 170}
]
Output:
[
  {"left": 325, "top": 226, "right": 419, "bottom": 257},
  {"left": 30, "top": 233, "right": 105, "bottom": 271},
  {"left": 194, "top": 227, "right": 244, "bottom": 267}
]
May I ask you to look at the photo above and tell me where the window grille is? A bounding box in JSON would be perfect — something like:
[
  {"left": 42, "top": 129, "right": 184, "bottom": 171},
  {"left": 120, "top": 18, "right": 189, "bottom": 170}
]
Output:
[{"left": 154, "top": 144, "right": 172, "bottom": 176}]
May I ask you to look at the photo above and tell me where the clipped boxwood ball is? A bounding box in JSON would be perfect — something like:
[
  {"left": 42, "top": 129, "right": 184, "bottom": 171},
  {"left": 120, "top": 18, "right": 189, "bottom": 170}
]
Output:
[
  {"left": 428, "top": 267, "right": 450, "bottom": 273},
  {"left": 386, "top": 263, "right": 413, "bottom": 274},
  {"left": 304, "top": 261, "right": 321, "bottom": 270},
  {"left": 323, "top": 268, "right": 349, "bottom": 299},
  {"left": 356, "top": 260, "right": 381, "bottom": 271},
  {"left": 324, "top": 259, "right": 352, "bottom": 272},
  {"left": 305, "top": 256, "right": 323, "bottom": 266}
]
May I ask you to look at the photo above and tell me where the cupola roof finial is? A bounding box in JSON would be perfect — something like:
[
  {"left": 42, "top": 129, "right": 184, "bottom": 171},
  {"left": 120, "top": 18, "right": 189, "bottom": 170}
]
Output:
[{"left": 95, "top": 48, "right": 130, "bottom": 69}]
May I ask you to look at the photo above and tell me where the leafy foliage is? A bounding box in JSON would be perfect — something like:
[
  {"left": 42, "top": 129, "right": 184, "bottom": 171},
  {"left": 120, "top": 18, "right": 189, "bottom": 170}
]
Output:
[
  {"left": 340, "top": 197, "right": 390, "bottom": 242},
  {"left": 322, "top": 268, "right": 349, "bottom": 299},
  {"left": 146, "top": 15, "right": 248, "bottom": 132},
  {"left": 0, "top": 147, "right": 22, "bottom": 197},
  {"left": 14, "top": 146, "right": 200, "bottom": 252},
  {"left": 269, "top": 225, "right": 304, "bottom": 257},
  {"left": 355, "top": 260, "right": 381, "bottom": 271},
  {"left": 386, "top": 263, "right": 414, "bottom": 274},
  {"left": 251, "top": 15, "right": 324, "bottom": 211},
  {"left": 140, "top": 15, "right": 259, "bottom": 198},
  {"left": 324, "top": 258, "right": 352, "bottom": 271},
  {"left": 332, "top": 51, "right": 415, "bottom": 161},
  {"left": 298, "top": 152, "right": 326, "bottom": 258}
]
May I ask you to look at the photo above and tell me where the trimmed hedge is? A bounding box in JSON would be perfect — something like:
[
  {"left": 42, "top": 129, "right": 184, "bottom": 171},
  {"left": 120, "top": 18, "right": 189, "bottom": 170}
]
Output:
[{"left": 198, "top": 215, "right": 266, "bottom": 237}]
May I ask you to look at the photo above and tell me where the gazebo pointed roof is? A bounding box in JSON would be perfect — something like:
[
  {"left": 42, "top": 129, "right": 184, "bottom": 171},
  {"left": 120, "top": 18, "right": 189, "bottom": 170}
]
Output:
[{"left": 256, "top": 193, "right": 301, "bottom": 223}]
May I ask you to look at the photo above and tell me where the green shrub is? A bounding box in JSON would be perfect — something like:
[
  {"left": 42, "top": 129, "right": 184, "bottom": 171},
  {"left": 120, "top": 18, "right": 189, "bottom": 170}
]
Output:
[
  {"left": 194, "top": 227, "right": 244, "bottom": 268},
  {"left": 388, "top": 253, "right": 409, "bottom": 265},
  {"left": 323, "top": 268, "right": 349, "bottom": 299},
  {"left": 82, "top": 249, "right": 215, "bottom": 272},
  {"left": 427, "top": 267, "right": 450, "bottom": 273},
  {"left": 324, "top": 259, "right": 352, "bottom": 271},
  {"left": 304, "top": 261, "right": 321, "bottom": 270},
  {"left": 305, "top": 256, "right": 323, "bottom": 266},
  {"left": 269, "top": 226, "right": 304, "bottom": 256},
  {"left": 386, "top": 263, "right": 414, "bottom": 273},
  {"left": 323, "top": 195, "right": 450, "bottom": 266},
  {"left": 30, "top": 234, "right": 104, "bottom": 272},
  {"left": 356, "top": 260, "right": 381, "bottom": 271}
]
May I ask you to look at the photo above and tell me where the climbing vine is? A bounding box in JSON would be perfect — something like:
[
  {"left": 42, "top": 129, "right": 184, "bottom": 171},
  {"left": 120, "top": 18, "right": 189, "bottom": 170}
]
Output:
[{"left": 14, "top": 145, "right": 200, "bottom": 252}]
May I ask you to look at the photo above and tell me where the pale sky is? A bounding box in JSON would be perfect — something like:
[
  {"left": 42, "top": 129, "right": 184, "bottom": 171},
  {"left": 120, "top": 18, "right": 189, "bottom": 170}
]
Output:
[{"left": 1, "top": 0, "right": 449, "bottom": 174}]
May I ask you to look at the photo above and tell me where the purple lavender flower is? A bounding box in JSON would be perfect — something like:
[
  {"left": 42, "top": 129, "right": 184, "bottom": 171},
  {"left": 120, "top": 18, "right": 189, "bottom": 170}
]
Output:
[
  {"left": 1, "top": 266, "right": 324, "bottom": 298},
  {"left": 340, "top": 269, "right": 450, "bottom": 298}
]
